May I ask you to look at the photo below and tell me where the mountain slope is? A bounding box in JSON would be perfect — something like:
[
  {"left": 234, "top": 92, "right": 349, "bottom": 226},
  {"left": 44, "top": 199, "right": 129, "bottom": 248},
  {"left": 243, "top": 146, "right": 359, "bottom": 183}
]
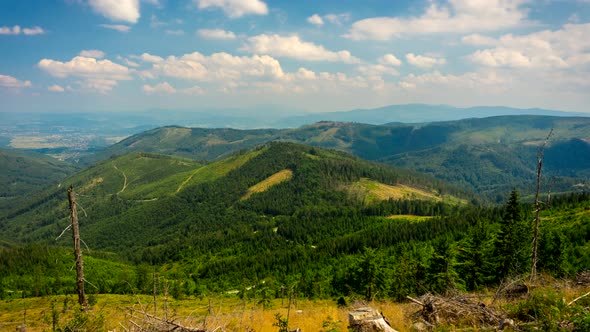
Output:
[
  {"left": 1, "top": 143, "right": 464, "bottom": 262},
  {"left": 75, "top": 115, "right": 590, "bottom": 199},
  {"left": 0, "top": 148, "right": 78, "bottom": 210}
]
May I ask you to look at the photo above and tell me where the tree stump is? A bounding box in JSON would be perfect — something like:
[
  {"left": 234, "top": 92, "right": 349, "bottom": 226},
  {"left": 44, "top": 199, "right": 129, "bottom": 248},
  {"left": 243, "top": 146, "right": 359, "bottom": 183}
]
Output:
[{"left": 349, "top": 307, "right": 398, "bottom": 332}]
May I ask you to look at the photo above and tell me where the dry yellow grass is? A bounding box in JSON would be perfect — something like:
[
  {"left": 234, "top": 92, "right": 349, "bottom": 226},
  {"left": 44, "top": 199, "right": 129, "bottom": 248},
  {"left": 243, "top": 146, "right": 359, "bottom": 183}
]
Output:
[
  {"left": 346, "top": 178, "right": 441, "bottom": 203},
  {"left": 386, "top": 215, "right": 433, "bottom": 222},
  {"left": 0, "top": 295, "right": 415, "bottom": 332},
  {"left": 241, "top": 169, "right": 293, "bottom": 201},
  {"left": 80, "top": 177, "right": 104, "bottom": 193}
]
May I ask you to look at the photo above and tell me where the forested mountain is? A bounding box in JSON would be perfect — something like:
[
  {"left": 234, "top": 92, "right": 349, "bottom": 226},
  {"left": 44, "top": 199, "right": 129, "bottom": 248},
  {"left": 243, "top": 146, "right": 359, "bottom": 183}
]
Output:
[
  {"left": 75, "top": 115, "right": 590, "bottom": 200},
  {"left": 1, "top": 142, "right": 589, "bottom": 303},
  {"left": 0, "top": 148, "right": 78, "bottom": 210},
  {"left": 1, "top": 142, "right": 463, "bottom": 249}
]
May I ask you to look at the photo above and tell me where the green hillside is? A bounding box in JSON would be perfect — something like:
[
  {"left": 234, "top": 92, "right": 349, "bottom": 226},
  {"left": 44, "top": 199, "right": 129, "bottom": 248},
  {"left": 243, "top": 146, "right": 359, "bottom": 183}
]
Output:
[
  {"left": 78, "top": 126, "right": 280, "bottom": 165},
  {"left": 0, "top": 148, "right": 78, "bottom": 211},
  {"left": 73, "top": 116, "right": 590, "bottom": 199},
  {"left": 2, "top": 142, "right": 462, "bottom": 245},
  {"left": 1, "top": 142, "right": 590, "bottom": 332}
]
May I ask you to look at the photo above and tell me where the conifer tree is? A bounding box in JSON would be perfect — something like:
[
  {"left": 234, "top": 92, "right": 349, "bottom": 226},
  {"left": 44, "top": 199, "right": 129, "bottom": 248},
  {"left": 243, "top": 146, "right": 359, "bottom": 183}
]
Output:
[
  {"left": 495, "top": 190, "right": 529, "bottom": 280},
  {"left": 427, "top": 237, "right": 462, "bottom": 294},
  {"left": 459, "top": 219, "right": 494, "bottom": 290}
]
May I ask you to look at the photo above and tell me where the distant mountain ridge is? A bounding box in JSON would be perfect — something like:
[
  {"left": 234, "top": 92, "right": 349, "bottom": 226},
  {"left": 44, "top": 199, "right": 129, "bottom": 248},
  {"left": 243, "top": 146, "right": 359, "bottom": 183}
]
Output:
[
  {"left": 278, "top": 104, "right": 581, "bottom": 127},
  {"left": 74, "top": 115, "right": 590, "bottom": 200}
]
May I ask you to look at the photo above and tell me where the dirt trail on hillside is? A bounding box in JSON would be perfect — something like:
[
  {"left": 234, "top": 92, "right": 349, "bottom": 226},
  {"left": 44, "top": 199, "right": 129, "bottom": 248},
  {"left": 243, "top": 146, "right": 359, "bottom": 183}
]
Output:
[{"left": 113, "top": 164, "right": 128, "bottom": 194}]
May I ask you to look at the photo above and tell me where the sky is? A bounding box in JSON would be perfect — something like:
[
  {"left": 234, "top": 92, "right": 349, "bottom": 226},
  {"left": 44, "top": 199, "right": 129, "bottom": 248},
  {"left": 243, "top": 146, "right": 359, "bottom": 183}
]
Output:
[{"left": 1, "top": 0, "right": 590, "bottom": 113}]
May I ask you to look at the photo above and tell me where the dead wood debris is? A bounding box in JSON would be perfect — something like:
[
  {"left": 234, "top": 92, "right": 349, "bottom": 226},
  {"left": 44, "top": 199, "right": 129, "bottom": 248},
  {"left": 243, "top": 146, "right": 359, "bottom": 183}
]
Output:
[
  {"left": 575, "top": 270, "right": 590, "bottom": 286},
  {"left": 124, "top": 308, "right": 211, "bottom": 332},
  {"left": 408, "top": 293, "right": 504, "bottom": 329}
]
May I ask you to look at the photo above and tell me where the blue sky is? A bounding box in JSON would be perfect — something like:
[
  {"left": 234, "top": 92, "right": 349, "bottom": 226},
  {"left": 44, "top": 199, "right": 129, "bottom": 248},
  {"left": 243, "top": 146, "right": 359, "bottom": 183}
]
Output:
[{"left": 1, "top": 0, "right": 590, "bottom": 113}]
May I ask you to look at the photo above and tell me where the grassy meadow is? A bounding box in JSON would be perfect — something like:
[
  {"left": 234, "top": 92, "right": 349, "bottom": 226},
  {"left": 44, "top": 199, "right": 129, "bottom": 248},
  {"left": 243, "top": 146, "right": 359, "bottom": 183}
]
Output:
[{"left": 1, "top": 277, "right": 589, "bottom": 332}]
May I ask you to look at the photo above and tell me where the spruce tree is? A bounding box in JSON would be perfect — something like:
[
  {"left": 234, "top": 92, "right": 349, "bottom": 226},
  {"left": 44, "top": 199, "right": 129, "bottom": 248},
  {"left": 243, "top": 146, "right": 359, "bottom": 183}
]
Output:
[
  {"left": 459, "top": 218, "right": 494, "bottom": 290},
  {"left": 495, "top": 190, "right": 529, "bottom": 280}
]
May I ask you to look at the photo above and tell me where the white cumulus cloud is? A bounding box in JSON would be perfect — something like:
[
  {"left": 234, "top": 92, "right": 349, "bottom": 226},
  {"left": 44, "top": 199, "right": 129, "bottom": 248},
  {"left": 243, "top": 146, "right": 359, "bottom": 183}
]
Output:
[
  {"left": 48, "top": 84, "right": 65, "bottom": 92},
  {"left": 0, "top": 74, "right": 32, "bottom": 89},
  {"left": 138, "top": 52, "right": 285, "bottom": 82},
  {"left": 23, "top": 26, "right": 45, "bottom": 35},
  {"left": 346, "top": 0, "right": 531, "bottom": 40},
  {"left": 379, "top": 54, "right": 402, "bottom": 66},
  {"left": 143, "top": 82, "right": 176, "bottom": 94},
  {"left": 307, "top": 14, "right": 324, "bottom": 26},
  {"left": 38, "top": 56, "right": 132, "bottom": 93},
  {"left": 406, "top": 53, "right": 446, "bottom": 68},
  {"left": 195, "top": 0, "right": 268, "bottom": 18},
  {"left": 0, "top": 25, "right": 45, "bottom": 35},
  {"left": 466, "top": 23, "right": 590, "bottom": 69},
  {"left": 88, "top": 0, "right": 140, "bottom": 23},
  {"left": 99, "top": 24, "right": 131, "bottom": 32},
  {"left": 197, "top": 29, "right": 236, "bottom": 40},
  {"left": 241, "top": 34, "right": 360, "bottom": 63}
]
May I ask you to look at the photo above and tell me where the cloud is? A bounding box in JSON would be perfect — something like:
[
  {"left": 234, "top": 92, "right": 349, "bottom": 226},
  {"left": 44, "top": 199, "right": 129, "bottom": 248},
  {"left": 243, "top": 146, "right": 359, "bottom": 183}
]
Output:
[
  {"left": 48, "top": 84, "right": 65, "bottom": 92},
  {"left": 406, "top": 53, "right": 446, "bottom": 68},
  {"left": 143, "top": 82, "right": 176, "bottom": 94},
  {"left": 23, "top": 27, "right": 46, "bottom": 35},
  {"left": 0, "top": 25, "right": 45, "bottom": 35},
  {"left": 79, "top": 50, "right": 106, "bottom": 58},
  {"left": 466, "top": 23, "right": 590, "bottom": 69},
  {"left": 143, "top": 82, "right": 206, "bottom": 95},
  {"left": 324, "top": 13, "right": 350, "bottom": 25},
  {"left": 241, "top": 34, "right": 360, "bottom": 63},
  {"left": 197, "top": 28, "right": 236, "bottom": 40},
  {"left": 132, "top": 50, "right": 387, "bottom": 96},
  {"left": 195, "top": 0, "right": 268, "bottom": 18},
  {"left": 307, "top": 13, "right": 350, "bottom": 27},
  {"left": 379, "top": 54, "right": 402, "bottom": 66},
  {"left": 181, "top": 85, "right": 205, "bottom": 95},
  {"left": 133, "top": 53, "right": 164, "bottom": 63},
  {"left": 307, "top": 14, "right": 324, "bottom": 26},
  {"left": 88, "top": 0, "right": 140, "bottom": 23},
  {"left": 346, "top": 0, "right": 531, "bottom": 40},
  {"left": 357, "top": 64, "right": 399, "bottom": 77},
  {"left": 38, "top": 56, "right": 132, "bottom": 93},
  {"left": 0, "top": 26, "right": 20, "bottom": 35},
  {"left": 461, "top": 34, "right": 497, "bottom": 46},
  {"left": 0, "top": 74, "right": 32, "bottom": 89},
  {"left": 138, "top": 52, "right": 285, "bottom": 82},
  {"left": 99, "top": 24, "right": 131, "bottom": 32}
]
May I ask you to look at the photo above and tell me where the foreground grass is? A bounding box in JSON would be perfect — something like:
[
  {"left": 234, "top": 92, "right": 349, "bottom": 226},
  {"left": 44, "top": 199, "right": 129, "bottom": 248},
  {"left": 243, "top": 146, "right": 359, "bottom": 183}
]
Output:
[
  {"left": 0, "top": 294, "right": 412, "bottom": 332},
  {"left": 1, "top": 280, "right": 588, "bottom": 332}
]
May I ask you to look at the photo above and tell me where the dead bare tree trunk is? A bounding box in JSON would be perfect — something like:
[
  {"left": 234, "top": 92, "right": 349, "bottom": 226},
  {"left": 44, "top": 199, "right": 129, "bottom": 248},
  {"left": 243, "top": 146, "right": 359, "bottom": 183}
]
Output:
[
  {"left": 530, "top": 129, "right": 553, "bottom": 283},
  {"left": 68, "top": 185, "right": 87, "bottom": 308}
]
